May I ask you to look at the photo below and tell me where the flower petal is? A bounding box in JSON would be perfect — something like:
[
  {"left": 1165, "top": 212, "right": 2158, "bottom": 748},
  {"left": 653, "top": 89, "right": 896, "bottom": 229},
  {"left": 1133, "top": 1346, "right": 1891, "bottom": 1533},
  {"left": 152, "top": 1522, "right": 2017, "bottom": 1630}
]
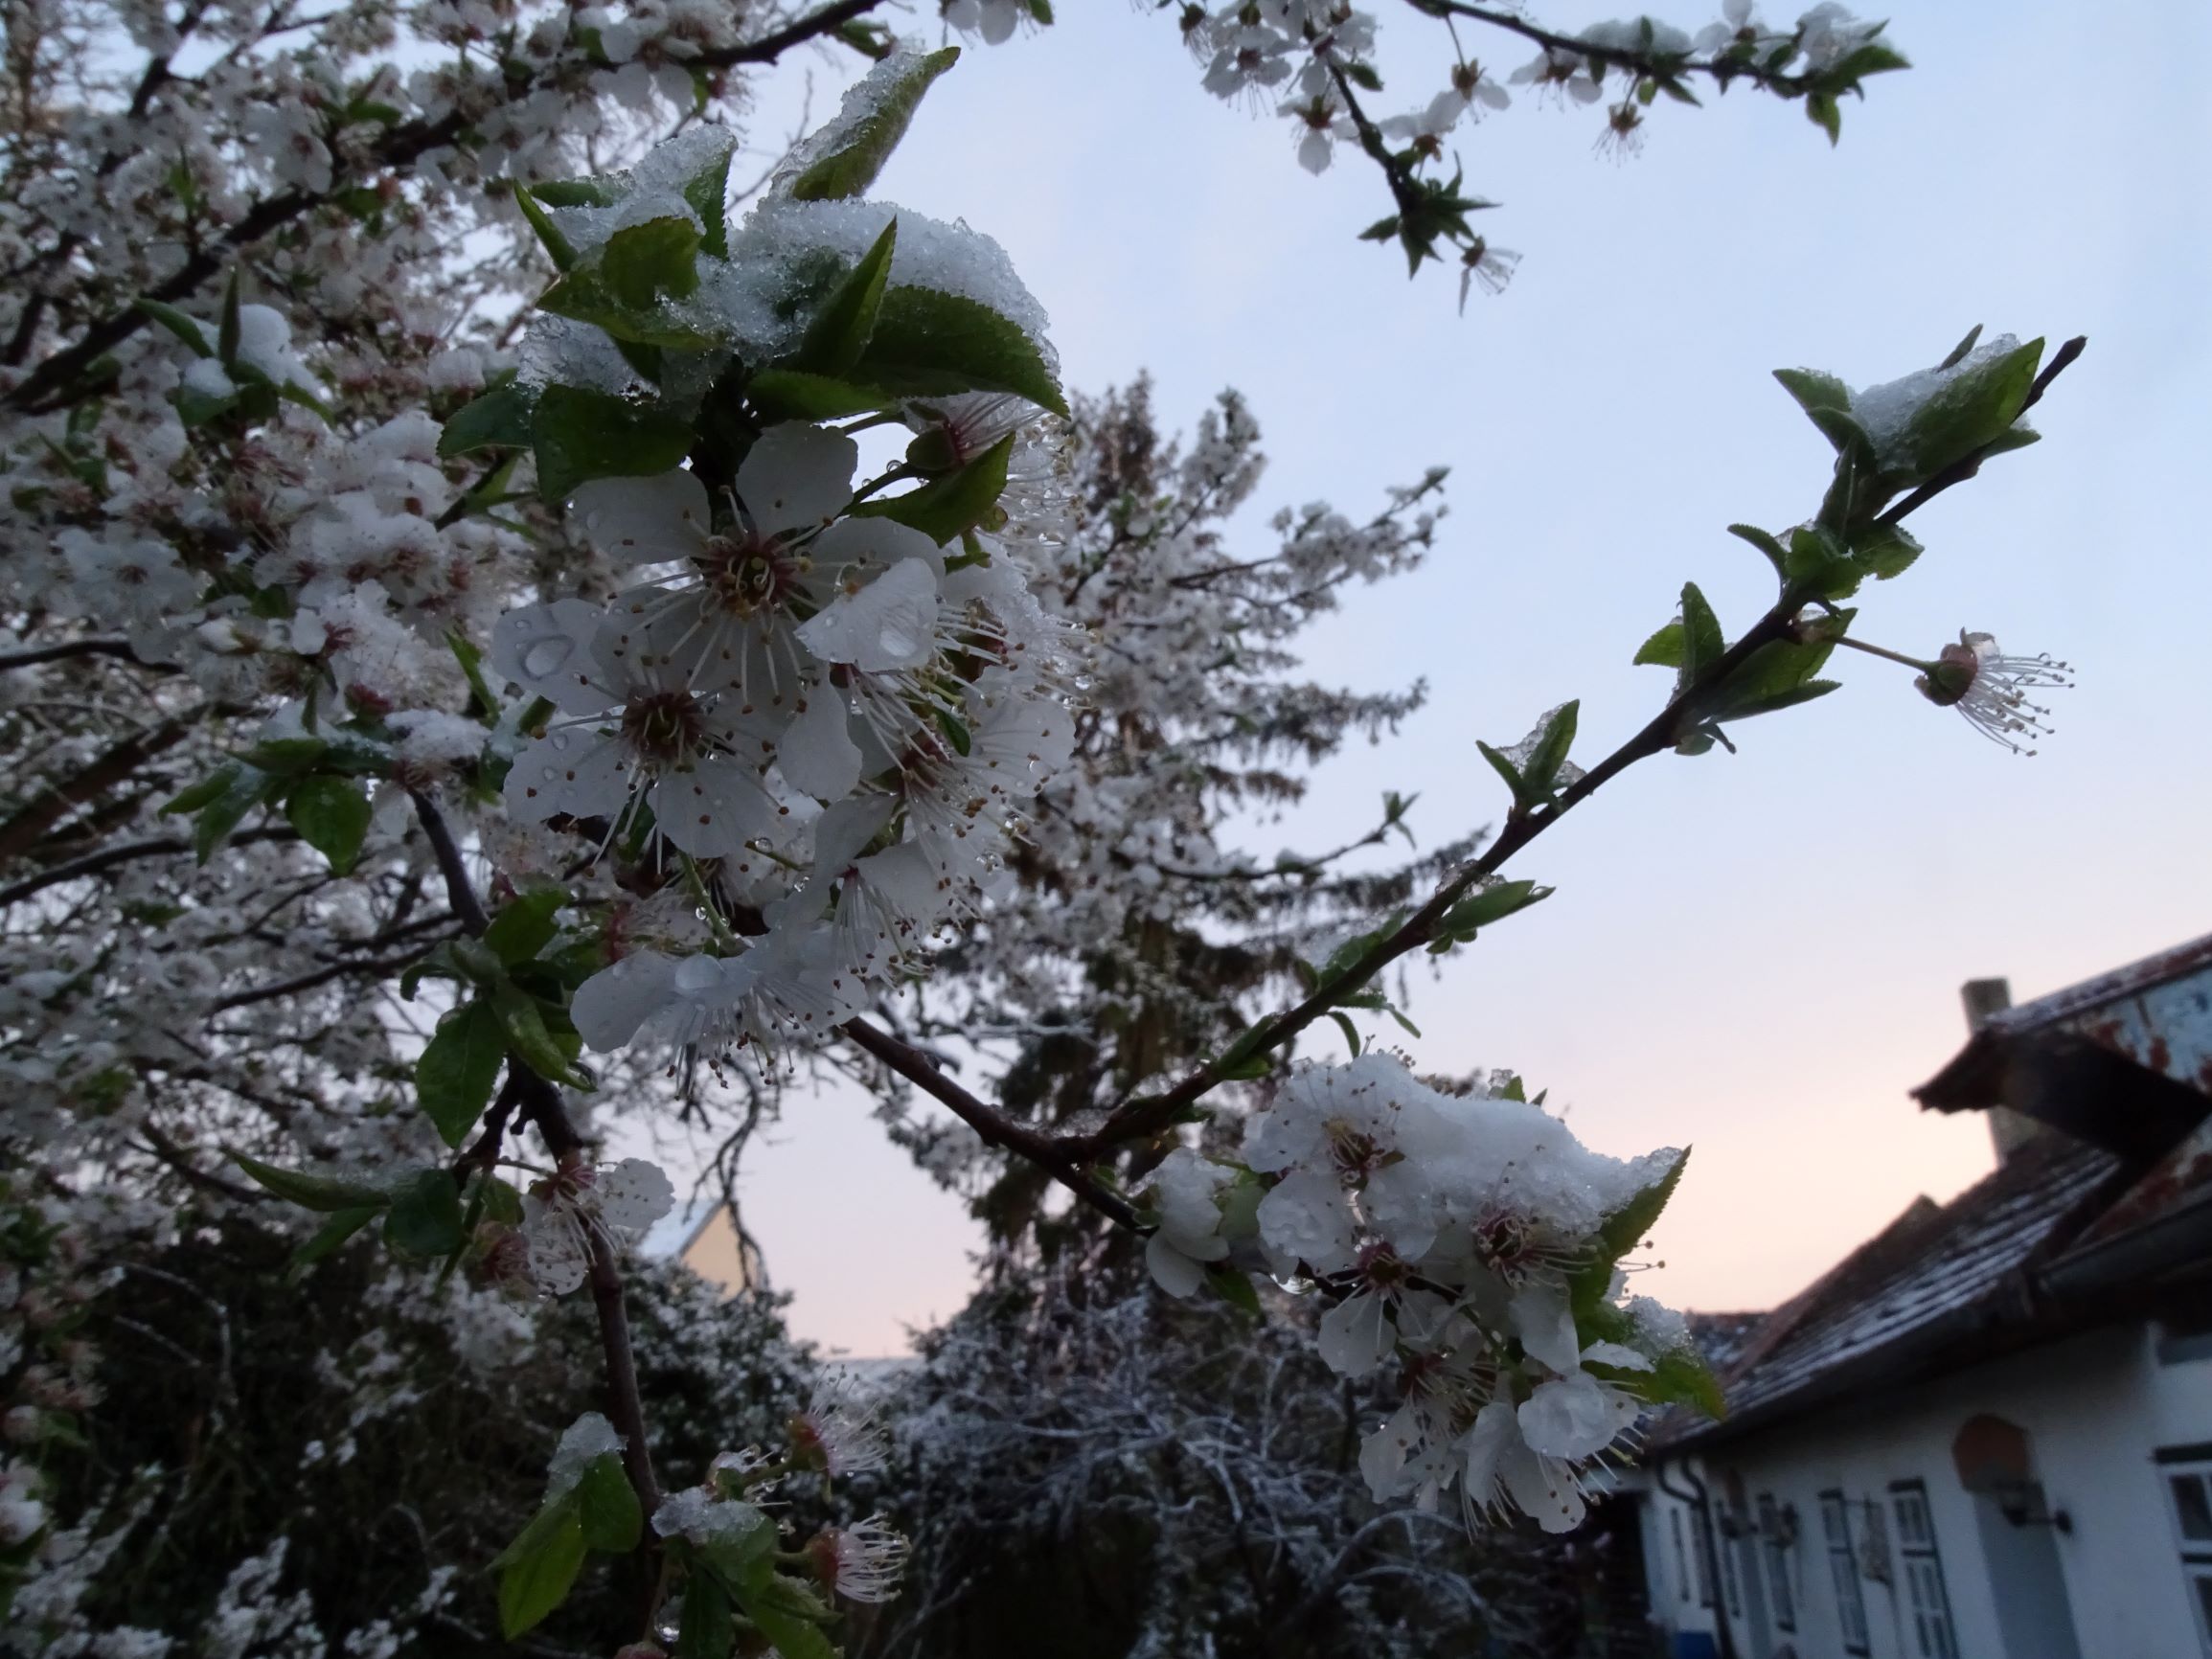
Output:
[
  {"left": 736, "top": 422, "right": 857, "bottom": 537},
  {"left": 778, "top": 680, "right": 864, "bottom": 801},
  {"left": 569, "top": 470, "right": 711, "bottom": 564},
  {"left": 490, "top": 598, "right": 619, "bottom": 716}
]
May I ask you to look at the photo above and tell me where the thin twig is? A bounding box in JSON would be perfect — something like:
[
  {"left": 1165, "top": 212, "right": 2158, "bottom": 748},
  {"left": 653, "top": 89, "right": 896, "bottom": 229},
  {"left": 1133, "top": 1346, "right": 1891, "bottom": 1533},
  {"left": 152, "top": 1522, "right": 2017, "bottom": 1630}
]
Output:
[{"left": 842, "top": 1017, "right": 1141, "bottom": 1230}]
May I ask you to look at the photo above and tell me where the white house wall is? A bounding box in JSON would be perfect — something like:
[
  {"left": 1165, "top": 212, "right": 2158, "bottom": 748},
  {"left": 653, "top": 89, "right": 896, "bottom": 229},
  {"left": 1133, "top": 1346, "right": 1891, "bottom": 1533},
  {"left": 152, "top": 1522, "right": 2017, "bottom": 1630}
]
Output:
[{"left": 1644, "top": 1320, "right": 2212, "bottom": 1659}]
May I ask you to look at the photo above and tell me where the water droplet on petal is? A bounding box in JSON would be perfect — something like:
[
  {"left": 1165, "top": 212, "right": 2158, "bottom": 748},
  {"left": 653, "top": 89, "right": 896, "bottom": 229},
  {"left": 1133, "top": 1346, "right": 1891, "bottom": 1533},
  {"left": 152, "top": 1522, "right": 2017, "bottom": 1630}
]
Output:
[{"left": 522, "top": 635, "right": 573, "bottom": 677}]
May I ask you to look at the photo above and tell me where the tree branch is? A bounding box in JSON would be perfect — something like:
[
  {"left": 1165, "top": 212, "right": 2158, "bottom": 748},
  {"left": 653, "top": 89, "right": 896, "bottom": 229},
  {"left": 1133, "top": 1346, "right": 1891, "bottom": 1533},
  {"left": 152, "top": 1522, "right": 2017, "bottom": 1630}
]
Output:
[
  {"left": 0, "top": 827, "right": 298, "bottom": 907},
  {"left": 841, "top": 1017, "right": 1142, "bottom": 1230},
  {"left": 0, "top": 637, "right": 146, "bottom": 671}
]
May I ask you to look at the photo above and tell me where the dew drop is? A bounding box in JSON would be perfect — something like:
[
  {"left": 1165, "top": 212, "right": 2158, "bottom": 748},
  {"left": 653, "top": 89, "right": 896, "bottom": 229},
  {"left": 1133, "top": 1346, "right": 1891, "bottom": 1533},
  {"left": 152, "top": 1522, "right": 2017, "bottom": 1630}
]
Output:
[{"left": 522, "top": 635, "right": 573, "bottom": 677}]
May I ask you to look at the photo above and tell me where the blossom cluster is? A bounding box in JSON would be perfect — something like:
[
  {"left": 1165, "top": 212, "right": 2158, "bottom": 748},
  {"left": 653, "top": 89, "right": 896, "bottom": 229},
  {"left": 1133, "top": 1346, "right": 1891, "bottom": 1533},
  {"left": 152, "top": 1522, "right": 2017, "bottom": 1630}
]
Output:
[{"left": 1145, "top": 1053, "right": 1699, "bottom": 1533}]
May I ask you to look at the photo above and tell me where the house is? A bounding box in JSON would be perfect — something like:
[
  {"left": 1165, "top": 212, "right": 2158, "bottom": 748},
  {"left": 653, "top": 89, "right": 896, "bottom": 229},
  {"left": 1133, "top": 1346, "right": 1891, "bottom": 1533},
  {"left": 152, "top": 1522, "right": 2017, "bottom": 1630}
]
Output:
[
  {"left": 641, "top": 1196, "right": 764, "bottom": 1295},
  {"left": 1632, "top": 932, "right": 2212, "bottom": 1659}
]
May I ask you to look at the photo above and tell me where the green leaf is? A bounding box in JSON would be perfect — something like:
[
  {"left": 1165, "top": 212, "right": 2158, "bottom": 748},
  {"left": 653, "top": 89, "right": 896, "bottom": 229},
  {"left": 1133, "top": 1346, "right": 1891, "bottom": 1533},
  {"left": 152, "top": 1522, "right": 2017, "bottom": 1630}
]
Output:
[
  {"left": 737, "top": 1591, "right": 839, "bottom": 1659},
  {"left": 793, "top": 218, "right": 897, "bottom": 375},
  {"left": 851, "top": 432, "right": 1013, "bottom": 545},
  {"left": 513, "top": 185, "right": 579, "bottom": 271},
  {"left": 783, "top": 46, "right": 961, "bottom": 202},
  {"left": 188, "top": 764, "right": 281, "bottom": 863},
  {"left": 1771, "top": 366, "right": 1851, "bottom": 421},
  {"left": 680, "top": 140, "right": 735, "bottom": 260},
  {"left": 284, "top": 775, "right": 372, "bottom": 875},
  {"left": 855, "top": 285, "right": 1067, "bottom": 416},
  {"left": 1518, "top": 699, "right": 1579, "bottom": 798},
  {"left": 935, "top": 706, "right": 972, "bottom": 757},
  {"left": 135, "top": 299, "right": 213, "bottom": 357},
  {"left": 1678, "top": 582, "right": 1723, "bottom": 686},
  {"left": 530, "top": 385, "right": 694, "bottom": 505},
  {"left": 673, "top": 1570, "right": 736, "bottom": 1659},
  {"left": 484, "top": 888, "right": 568, "bottom": 966},
  {"left": 496, "top": 1492, "right": 588, "bottom": 1639},
  {"left": 1850, "top": 522, "right": 1922, "bottom": 580},
  {"left": 1805, "top": 88, "right": 1841, "bottom": 144},
  {"left": 233, "top": 1154, "right": 390, "bottom": 1213},
  {"left": 284, "top": 1206, "right": 380, "bottom": 1284},
  {"left": 1938, "top": 323, "right": 1983, "bottom": 371},
  {"left": 1326, "top": 1010, "right": 1361, "bottom": 1057},
  {"left": 491, "top": 981, "right": 594, "bottom": 1090},
  {"left": 415, "top": 1000, "right": 506, "bottom": 1148},
  {"left": 528, "top": 178, "right": 622, "bottom": 209},
  {"left": 1598, "top": 1147, "right": 1688, "bottom": 1263},
  {"left": 1474, "top": 740, "right": 1523, "bottom": 798},
  {"left": 745, "top": 368, "right": 895, "bottom": 420},
  {"left": 162, "top": 765, "right": 240, "bottom": 817},
  {"left": 383, "top": 1167, "right": 467, "bottom": 1258},
  {"left": 1632, "top": 621, "right": 1685, "bottom": 669},
  {"left": 1437, "top": 877, "right": 1553, "bottom": 937},
  {"left": 539, "top": 216, "right": 711, "bottom": 348},
  {"left": 1896, "top": 335, "right": 2043, "bottom": 479},
  {"left": 217, "top": 268, "right": 241, "bottom": 365},
  {"left": 1643, "top": 1346, "right": 1725, "bottom": 1418},
  {"left": 1726, "top": 523, "right": 1790, "bottom": 580},
  {"left": 575, "top": 1453, "right": 643, "bottom": 1552},
  {"left": 439, "top": 379, "right": 536, "bottom": 458}
]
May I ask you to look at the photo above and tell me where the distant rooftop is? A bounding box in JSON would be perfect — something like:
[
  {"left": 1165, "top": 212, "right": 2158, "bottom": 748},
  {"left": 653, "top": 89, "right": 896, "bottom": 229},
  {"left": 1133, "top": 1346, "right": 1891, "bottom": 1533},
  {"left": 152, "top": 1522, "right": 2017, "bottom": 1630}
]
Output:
[{"left": 1654, "top": 931, "right": 2212, "bottom": 1454}]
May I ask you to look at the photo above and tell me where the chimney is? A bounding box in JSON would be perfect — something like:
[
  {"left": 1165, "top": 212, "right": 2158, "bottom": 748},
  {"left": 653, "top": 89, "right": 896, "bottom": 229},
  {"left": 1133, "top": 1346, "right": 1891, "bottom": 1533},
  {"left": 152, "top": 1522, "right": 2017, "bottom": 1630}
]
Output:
[{"left": 1962, "top": 978, "right": 2038, "bottom": 1165}]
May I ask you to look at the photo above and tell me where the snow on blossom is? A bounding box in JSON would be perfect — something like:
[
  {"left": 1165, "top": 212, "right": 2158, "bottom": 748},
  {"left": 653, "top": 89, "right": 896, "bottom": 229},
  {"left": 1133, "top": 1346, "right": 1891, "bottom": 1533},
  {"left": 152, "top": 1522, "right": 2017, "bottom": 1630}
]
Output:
[{"left": 517, "top": 1159, "right": 676, "bottom": 1295}]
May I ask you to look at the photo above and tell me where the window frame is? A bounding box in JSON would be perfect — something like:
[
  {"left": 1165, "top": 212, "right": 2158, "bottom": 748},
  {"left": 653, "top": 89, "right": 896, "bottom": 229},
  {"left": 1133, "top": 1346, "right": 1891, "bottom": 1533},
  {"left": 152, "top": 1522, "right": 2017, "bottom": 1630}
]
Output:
[
  {"left": 1819, "top": 1488, "right": 1873, "bottom": 1655},
  {"left": 1690, "top": 1502, "right": 1716, "bottom": 1609},
  {"left": 1889, "top": 1478, "right": 1961, "bottom": 1659},
  {"left": 1757, "top": 1491, "right": 1796, "bottom": 1632},
  {"left": 2155, "top": 1444, "right": 2212, "bottom": 1655},
  {"left": 1672, "top": 1506, "right": 1692, "bottom": 1603}
]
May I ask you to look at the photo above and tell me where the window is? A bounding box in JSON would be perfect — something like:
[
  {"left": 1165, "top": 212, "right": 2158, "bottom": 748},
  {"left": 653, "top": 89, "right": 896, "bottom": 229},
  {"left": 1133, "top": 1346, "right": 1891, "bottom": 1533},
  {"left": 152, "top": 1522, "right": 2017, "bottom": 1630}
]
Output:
[
  {"left": 1690, "top": 1504, "right": 1716, "bottom": 1607},
  {"left": 1758, "top": 1492, "right": 1795, "bottom": 1631},
  {"left": 2156, "top": 1445, "right": 2212, "bottom": 1653},
  {"left": 1719, "top": 1507, "right": 1743, "bottom": 1618},
  {"left": 1890, "top": 1480, "right": 1960, "bottom": 1659},
  {"left": 1820, "top": 1490, "right": 1872, "bottom": 1654},
  {"left": 1672, "top": 1508, "right": 1692, "bottom": 1602}
]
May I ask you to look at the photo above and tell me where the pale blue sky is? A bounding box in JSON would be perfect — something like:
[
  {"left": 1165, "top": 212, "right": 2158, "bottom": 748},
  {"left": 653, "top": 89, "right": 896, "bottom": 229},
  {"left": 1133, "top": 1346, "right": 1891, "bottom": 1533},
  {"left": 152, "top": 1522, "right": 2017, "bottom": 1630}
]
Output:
[{"left": 717, "top": 0, "right": 2212, "bottom": 1354}]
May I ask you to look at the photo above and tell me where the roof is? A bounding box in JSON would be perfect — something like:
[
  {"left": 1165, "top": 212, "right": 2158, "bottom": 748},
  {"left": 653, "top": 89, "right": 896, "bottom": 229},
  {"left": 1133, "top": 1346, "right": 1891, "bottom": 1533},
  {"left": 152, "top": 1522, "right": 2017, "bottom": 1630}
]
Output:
[
  {"left": 1653, "top": 935, "right": 2212, "bottom": 1454},
  {"left": 641, "top": 1197, "right": 720, "bottom": 1262},
  {"left": 1915, "top": 932, "right": 2212, "bottom": 1159}
]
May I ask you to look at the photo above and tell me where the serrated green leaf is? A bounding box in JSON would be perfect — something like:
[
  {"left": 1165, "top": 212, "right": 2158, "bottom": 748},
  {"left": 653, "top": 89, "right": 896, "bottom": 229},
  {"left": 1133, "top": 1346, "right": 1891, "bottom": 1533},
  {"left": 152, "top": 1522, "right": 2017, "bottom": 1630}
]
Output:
[
  {"left": 1772, "top": 366, "right": 1851, "bottom": 420},
  {"left": 285, "top": 775, "right": 372, "bottom": 875},
  {"left": 383, "top": 1166, "right": 467, "bottom": 1258},
  {"left": 496, "top": 1492, "right": 588, "bottom": 1639},
  {"left": 284, "top": 1206, "right": 380, "bottom": 1284},
  {"left": 681, "top": 141, "right": 734, "bottom": 261},
  {"left": 852, "top": 432, "right": 1013, "bottom": 546},
  {"left": 530, "top": 385, "right": 694, "bottom": 505},
  {"left": 1644, "top": 1346, "right": 1725, "bottom": 1418},
  {"left": 539, "top": 216, "right": 708, "bottom": 348},
  {"left": 1598, "top": 1148, "right": 1688, "bottom": 1263},
  {"left": 793, "top": 218, "right": 897, "bottom": 376},
  {"left": 484, "top": 888, "right": 567, "bottom": 966},
  {"left": 439, "top": 379, "right": 536, "bottom": 459},
  {"left": 528, "top": 177, "right": 622, "bottom": 209},
  {"left": 1678, "top": 583, "right": 1723, "bottom": 688},
  {"left": 575, "top": 1453, "right": 643, "bottom": 1552},
  {"left": 1850, "top": 522, "right": 1923, "bottom": 580},
  {"left": 1632, "top": 621, "right": 1685, "bottom": 669},
  {"left": 1896, "top": 336, "right": 2043, "bottom": 480},
  {"left": 1726, "top": 523, "right": 1790, "bottom": 579},
  {"left": 1519, "top": 700, "right": 1579, "bottom": 798},
  {"left": 233, "top": 1154, "right": 390, "bottom": 1213},
  {"left": 855, "top": 286, "right": 1066, "bottom": 416},
  {"left": 783, "top": 46, "right": 961, "bottom": 202},
  {"left": 415, "top": 1000, "right": 506, "bottom": 1148}
]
